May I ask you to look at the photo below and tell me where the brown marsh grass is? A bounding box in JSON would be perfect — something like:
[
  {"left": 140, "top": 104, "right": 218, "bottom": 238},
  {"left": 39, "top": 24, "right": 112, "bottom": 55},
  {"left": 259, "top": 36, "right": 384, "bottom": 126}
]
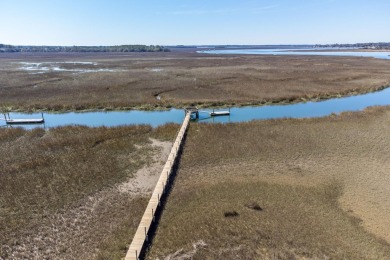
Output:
[
  {"left": 0, "top": 52, "right": 390, "bottom": 111},
  {"left": 0, "top": 123, "right": 178, "bottom": 259},
  {"left": 147, "top": 106, "right": 390, "bottom": 259}
]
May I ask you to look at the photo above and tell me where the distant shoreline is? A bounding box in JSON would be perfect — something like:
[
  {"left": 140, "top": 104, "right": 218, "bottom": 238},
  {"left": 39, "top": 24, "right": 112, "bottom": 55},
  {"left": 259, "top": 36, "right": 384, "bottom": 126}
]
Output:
[{"left": 288, "top": 48, "right": 390, "bottom": 53}]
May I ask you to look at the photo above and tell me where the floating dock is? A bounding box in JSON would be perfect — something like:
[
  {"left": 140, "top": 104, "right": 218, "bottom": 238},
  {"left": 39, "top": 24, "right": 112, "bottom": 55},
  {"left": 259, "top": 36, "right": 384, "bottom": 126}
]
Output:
[
  {"left": 185, "top": 107, "right": 231, "bottom": 120},
  {"left": 210, "top": 111, "right": 230, "bottom": 116},
  {"left": 5, "top": 118, "right": 45, "bottom": 124},
  {"left": 2, "top": 113, "right": 45, "bottom": 125}
]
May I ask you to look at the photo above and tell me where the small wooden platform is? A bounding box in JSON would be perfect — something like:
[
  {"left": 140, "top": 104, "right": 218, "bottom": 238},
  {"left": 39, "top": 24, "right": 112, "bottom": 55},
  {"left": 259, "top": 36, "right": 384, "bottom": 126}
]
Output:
[{"left": 125, "top": 113, "right": 191, "bottom": 260}]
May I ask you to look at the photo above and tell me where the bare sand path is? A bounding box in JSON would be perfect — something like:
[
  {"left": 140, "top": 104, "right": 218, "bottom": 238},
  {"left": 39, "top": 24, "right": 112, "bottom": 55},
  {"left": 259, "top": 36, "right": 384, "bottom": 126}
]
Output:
[{"left": 118, "top": 139, "right": 172, "bottom": 196}]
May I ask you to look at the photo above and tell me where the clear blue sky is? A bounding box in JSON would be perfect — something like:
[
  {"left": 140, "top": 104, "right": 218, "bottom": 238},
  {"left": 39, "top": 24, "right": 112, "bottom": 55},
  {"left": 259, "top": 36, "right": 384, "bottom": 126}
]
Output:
[{"left": 0, "top": 0, "right": 389, "bottom": 46}]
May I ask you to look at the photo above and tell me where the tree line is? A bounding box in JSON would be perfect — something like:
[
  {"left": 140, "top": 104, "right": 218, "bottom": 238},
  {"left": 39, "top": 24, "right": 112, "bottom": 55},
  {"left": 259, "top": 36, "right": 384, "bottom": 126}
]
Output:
[
  {"left": 314, "top": 42, "right": 390, "bottom": 50},
  {"left": 0, "top": 44, "right": 170, "bottom": 53}
]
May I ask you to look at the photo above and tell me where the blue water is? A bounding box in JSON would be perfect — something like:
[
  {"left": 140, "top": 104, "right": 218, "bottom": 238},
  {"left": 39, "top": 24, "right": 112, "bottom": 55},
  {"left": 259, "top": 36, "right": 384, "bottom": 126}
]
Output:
[
  {"left": 198, "top": 87, "right": 390, "bottom": 123},
  {"left": 1, "top": 87, "right": 390, "bottom": 129},
  {"left": 0, "top": 109, "right": 185, "bottom": 129},
  {"left": 199, "top": 48, "right": 390, "bottom": 60}
]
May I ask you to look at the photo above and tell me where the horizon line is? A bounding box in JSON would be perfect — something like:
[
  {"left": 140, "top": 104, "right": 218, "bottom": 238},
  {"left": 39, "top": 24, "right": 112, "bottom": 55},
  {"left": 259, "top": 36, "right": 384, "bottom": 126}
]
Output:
[{"left": 2, "top": 42, "right": 389, "bottom": 47}]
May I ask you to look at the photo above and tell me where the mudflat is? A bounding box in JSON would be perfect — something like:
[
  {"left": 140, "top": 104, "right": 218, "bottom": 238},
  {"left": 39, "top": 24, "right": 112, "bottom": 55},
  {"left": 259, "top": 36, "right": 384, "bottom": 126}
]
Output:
[
  {"left": 147, "top": 106, "right": 390, "bottom": 259},
  {"left": 0, "top": 51, "right": 389, "bottom": 111}
]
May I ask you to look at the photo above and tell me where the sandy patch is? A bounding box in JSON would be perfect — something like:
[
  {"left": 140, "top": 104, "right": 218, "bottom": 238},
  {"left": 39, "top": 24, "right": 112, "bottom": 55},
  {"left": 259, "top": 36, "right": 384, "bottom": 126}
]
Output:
[{"left": 118, "top": 139, "right": 172, "bottom": 195}]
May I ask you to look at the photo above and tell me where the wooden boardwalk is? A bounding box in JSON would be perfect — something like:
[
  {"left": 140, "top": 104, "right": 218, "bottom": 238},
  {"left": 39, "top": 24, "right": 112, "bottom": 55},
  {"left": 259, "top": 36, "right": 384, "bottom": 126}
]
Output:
[{"left": 125, "top": 113, "right": 191, "bottom": 260}]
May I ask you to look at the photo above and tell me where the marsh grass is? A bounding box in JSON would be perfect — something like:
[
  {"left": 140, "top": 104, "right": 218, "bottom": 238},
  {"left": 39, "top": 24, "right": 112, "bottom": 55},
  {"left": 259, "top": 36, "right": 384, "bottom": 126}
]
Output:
[
  {"left": 149, "top": 180, "right": 390, "bottom": 259},
  {"left": 1, "top": 125, "right": 148, "bottom": 214},
  {"left": 147, "top": 106, "right": 390, "bottom": 259},
  {"left": 0, "top": 123, "right": 178, "bottom": 259},
  {"left": 95, "top": 196, "right": 149, "bottom": 260},
  {"left": 1, "top": 53, "right": 390, "bottom": 111}
]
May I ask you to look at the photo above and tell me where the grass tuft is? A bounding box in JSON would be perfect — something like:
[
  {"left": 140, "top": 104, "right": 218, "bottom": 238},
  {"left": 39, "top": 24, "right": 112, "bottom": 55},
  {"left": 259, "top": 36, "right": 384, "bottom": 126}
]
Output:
[
  {"left": 224, "top": 211, "right": 240, "bottom": 218},
  {"left": 245, "top": 202, "right": 263, "bottom": 211}
]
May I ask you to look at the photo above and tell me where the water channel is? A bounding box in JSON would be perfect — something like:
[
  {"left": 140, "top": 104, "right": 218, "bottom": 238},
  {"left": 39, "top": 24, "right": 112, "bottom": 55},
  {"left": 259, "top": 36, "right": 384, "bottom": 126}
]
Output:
[
  {"left": 1, "top": 87, "right": 390, "bottom": 129},
  {"left": 199, "top": 48, "right": 390, "bottom": 60}
]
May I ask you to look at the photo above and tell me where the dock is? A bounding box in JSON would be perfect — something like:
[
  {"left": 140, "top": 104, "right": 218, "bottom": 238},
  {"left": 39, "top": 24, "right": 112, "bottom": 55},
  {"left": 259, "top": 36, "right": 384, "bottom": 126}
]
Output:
[
  {"left": 2, "top": 113, "right": 44, "bottom": 125},
  {"left": 210, "top": 111, "right": 230, "bottom": 116},
  {"left": 4, "top": 118, "right": 45, "bottom": 124},
  {"left": 125, "top": 112, "right": 191, "bottom": 260},
  {"left": 185, "top": 106, "right": 200, "bottom": 119},
  {"left": 185, "top": 107, "right": 230, "bottom": 120}
]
